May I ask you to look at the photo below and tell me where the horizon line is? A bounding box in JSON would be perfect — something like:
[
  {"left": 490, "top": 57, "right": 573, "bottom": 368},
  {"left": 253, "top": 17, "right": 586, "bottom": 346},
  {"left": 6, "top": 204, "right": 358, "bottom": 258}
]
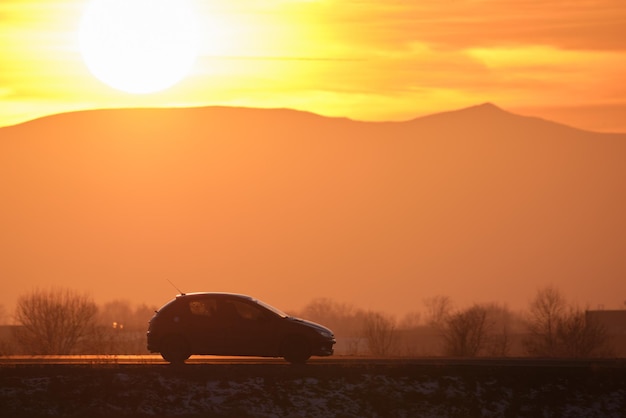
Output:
[{"left": 2, "top": 102, "right": 626, "bottom": 135}]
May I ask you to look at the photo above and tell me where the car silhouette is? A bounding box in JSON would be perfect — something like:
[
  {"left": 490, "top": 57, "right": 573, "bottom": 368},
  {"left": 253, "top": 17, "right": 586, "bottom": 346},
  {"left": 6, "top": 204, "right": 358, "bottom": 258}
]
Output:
[{"left": 147, "top": 292, "right": 335, "bottom": 364}]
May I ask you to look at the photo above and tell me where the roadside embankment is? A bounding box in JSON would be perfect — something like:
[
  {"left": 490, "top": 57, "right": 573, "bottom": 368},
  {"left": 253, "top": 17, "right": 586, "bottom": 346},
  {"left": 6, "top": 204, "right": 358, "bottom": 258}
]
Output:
[{"left": 1, "top": 361, "right": 625, "bottom": 417}]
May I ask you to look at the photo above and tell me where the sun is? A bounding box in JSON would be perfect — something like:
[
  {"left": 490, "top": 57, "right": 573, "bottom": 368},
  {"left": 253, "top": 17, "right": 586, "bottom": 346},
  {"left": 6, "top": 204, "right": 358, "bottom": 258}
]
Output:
[{"left": 79, "top": 0, "right": 198, "bottom": 94}]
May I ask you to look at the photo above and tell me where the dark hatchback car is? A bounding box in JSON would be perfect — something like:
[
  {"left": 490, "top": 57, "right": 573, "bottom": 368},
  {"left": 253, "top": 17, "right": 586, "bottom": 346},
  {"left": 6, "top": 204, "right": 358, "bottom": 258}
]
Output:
[{"left": 147, "top": 292, "right": 335, "bottom": 364}]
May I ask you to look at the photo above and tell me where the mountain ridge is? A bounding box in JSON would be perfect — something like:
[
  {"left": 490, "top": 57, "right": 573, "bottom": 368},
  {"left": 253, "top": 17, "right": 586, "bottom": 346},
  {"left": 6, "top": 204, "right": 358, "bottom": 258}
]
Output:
[{"left": 1, "top": 102, "right": 619, "bottom": 136}]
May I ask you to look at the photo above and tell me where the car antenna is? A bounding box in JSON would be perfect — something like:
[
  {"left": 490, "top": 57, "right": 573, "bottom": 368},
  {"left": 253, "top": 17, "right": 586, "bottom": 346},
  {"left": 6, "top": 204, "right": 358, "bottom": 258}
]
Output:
[{"left": 167, "top": 279, "right": 185, "bottom": 296}]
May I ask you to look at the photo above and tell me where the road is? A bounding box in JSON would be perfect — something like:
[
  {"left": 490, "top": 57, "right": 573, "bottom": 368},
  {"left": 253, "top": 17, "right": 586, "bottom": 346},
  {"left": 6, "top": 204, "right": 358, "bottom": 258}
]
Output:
[{"left": 1, "top": 354, "right": 625, "bottom": 368}]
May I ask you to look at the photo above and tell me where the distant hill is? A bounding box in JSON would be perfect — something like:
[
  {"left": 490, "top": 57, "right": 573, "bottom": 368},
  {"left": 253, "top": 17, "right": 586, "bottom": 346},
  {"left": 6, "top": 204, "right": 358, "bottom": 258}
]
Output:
[{"left": 1, "top": 104, "right": 625, "bottom": 314}]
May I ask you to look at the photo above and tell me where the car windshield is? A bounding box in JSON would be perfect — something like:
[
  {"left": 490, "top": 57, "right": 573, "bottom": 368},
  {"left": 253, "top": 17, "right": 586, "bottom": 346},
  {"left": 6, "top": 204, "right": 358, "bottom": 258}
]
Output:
[{"left": 254, "top": 298, "right": 288, "bottom": 318}]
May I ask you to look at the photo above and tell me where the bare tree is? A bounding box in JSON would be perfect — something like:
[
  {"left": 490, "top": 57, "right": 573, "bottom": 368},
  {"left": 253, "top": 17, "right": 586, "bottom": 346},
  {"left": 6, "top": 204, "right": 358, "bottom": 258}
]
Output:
[
  {"left": 298, "top": 298, "right": 365, "bottom": 354},
  {"left": 481, "top": 303, "right": 515, "bottom": 357},
  {"left": 363, "top": 311, "right": 397, "bottom": 356},
  {"left": 299, "top": 298, "right": 358, "bottom": 333},
  {"left": 442, "top": 305, "right": 488, "bottom": 357},
  {"left": 14, "top": 288, "right": 98, "bottom": 354},
  {"left": 423, "top": 295, "right": 453, "bottom": 328},
  {"left": 524, "top": 286, "right": 567, "bottom": 357},
  {"left": 556, "top": 306, "right": 609, "bottom": 357},
  {"left": 524, "top": 286, "right": 610, "bottom": 357},
  {"left": 438, "top": 303, "right": 516, "bottom": 357}
]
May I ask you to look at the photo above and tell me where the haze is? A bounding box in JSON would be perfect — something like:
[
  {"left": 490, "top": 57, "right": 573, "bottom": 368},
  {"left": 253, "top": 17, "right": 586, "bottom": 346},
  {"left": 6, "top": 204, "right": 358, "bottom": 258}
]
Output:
[
  {"left": 1, "top": 105, "right": 625, "bottom": 318},
  {"left": 1, "top": 0, "right": 626, "bottom": 319}
]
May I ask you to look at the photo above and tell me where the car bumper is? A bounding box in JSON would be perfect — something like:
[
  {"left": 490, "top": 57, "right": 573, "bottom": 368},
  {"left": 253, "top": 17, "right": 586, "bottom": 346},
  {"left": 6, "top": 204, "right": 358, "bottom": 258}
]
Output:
[
  {"left": 146, "top": 331, "right": 159, "bottom": 353},
  {"left": 313, "top": 340, "right": 335, "bottom": 356}
]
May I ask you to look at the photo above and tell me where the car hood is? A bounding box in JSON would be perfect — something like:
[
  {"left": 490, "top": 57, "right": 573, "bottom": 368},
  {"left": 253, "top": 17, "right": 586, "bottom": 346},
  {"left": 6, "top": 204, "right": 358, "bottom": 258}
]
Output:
[{"left": 286, "top": 316, "right": 334, "bottom": 336}]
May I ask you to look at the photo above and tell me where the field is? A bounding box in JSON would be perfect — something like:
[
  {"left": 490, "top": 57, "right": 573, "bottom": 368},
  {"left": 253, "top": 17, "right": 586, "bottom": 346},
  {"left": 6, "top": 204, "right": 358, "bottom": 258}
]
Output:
[{"left": 1, "top": 358, "right": 625, "bottom": 417}]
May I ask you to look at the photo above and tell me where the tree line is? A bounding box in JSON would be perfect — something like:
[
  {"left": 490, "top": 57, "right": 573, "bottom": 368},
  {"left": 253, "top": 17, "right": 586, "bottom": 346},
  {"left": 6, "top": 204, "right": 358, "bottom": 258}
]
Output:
[
  {"left": 0, "top": 286, "right": 615, "bottom": 357},
  {"left": 1, "top": 288, "right": 157, "bottom": 355},
  {"left": 296, "top": 287, "right": 613, "bottom": 358}
]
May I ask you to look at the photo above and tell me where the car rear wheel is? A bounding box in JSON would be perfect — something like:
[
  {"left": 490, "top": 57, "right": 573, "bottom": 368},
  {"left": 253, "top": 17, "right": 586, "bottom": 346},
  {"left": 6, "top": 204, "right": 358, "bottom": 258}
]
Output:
[
  {"left": 160, "top": 335, "right": 191, "bottom": 365},
  {"left": 282, "top": 336, "right": 311, "bottom": 364}
]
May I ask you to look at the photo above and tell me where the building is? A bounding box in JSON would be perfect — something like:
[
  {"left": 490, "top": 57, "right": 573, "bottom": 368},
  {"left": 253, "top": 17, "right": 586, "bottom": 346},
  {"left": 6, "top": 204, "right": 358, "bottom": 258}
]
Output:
[{"left": 586, "top": 310, "right": 626, "bottom": 357}]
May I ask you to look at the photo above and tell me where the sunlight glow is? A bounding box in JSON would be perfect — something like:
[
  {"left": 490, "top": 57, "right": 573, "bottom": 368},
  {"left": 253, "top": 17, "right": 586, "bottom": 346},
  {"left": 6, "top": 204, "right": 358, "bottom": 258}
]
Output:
[
  {"left": 79, "top": 0, "right": 198, "bottom": 94},
  {"left": 0, "top": 0, "right": 625, "bottom": 131}
]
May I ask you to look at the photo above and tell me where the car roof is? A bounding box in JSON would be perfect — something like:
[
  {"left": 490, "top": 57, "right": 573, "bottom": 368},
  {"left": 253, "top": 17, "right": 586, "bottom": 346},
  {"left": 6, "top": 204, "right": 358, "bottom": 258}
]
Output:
[
  {"left": 158, "top": 292, "right": 289, "bottom": 318},
  {"left": 174, "top": 292, "right": 254, "bottom": 301}
]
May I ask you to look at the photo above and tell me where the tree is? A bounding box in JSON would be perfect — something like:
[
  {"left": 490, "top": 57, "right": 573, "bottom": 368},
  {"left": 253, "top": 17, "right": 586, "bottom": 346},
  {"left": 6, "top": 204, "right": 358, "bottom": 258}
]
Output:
[
  {"left": 363, "top": 311, "right": 397, "bottom": 356},
  {"left": 437, "top": 302, "right": 516, "bottom": 357},
  {"left": 14, "top": 288, "right": 98, "bottom": 354},
  {"left": 423, "top": 295, "right": 453, "bottom": 328},
  {"left": 524, "top": 286, "right": 610, "bottom": 357},
  {"left": 556, "top": 307, "right": 609, "bottom": 357},
  {"left": 481, "top": 303, "right": 515, "bottom": 357},
  {"left": 299, "top": 298, "right": 358, "bottom": 334},
  {"left": 298, "top": 298, "right": 365, "bottom": 354},
  {"left": 442, "top": 305, "right": 488, "bottom": 357},
  {"left": 524, "top": 286, "right": 566, "bottom": 356}
]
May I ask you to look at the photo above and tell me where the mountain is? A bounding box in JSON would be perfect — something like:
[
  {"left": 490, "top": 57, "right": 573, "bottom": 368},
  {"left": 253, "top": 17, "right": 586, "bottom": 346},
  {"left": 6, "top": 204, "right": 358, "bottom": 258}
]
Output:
[{"left": 1, "top": 104, "right": 625, "bottom": 314}]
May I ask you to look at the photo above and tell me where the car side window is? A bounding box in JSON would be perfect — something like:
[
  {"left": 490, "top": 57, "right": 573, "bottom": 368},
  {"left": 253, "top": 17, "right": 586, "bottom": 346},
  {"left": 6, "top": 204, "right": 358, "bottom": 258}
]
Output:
[
  {"left": 188, "top": 299, "right": 218, "bottom": 318},
  {"left": 232, "top": 300, "right": 266, "bottom": 321}
]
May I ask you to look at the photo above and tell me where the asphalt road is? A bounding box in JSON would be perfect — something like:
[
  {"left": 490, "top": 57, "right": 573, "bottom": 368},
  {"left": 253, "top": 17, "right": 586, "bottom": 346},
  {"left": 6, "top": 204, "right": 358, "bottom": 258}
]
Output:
[{"left": 1, "top": 354, "right": 624, "bottom": 368}]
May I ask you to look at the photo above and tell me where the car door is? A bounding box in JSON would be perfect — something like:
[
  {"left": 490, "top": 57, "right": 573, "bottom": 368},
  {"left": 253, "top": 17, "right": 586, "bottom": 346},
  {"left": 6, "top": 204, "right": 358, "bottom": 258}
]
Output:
[
  {"left": 219, "top": 298, "right": 279, "bottom": 356},
  {"left": 186, "top": 296, "right": 228, "bottom": 354}
]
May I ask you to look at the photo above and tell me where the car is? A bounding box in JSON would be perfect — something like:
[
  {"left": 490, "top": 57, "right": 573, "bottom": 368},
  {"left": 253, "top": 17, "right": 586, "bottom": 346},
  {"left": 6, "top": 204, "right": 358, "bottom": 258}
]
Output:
[{"left": 147, "top": 292, "right": 335, "bottom": 364}]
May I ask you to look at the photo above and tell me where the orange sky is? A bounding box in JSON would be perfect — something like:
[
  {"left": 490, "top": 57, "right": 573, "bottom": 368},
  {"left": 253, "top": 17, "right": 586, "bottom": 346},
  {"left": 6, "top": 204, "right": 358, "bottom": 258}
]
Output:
[
  {"left": 1, "top": 0, "right": 625, "bottom": 131},
  {"left": 2, "top": 1, "right": 626, "bottom": 323}
]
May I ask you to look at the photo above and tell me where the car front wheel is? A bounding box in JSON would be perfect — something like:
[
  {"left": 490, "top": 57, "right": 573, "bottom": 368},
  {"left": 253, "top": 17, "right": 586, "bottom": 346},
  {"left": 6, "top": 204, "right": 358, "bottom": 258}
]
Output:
[
  {"left": 160, "top": 335, "right": 191, "bottom": 365},
  {"left": 282, "top": 336, "right": 311, "bottom": 364}
]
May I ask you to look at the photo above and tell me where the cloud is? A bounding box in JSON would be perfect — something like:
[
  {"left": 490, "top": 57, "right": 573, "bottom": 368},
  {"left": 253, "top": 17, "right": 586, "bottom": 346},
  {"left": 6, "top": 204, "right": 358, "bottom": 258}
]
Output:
[{"left": 321, "top": 0, "right": 626, "bottom": 52}]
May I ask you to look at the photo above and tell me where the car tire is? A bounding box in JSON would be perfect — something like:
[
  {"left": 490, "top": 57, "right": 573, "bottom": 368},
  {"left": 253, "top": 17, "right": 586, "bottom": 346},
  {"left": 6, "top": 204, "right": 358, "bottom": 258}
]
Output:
[
  {"left": 282, "top": 336, "right": 311, "bottom": 364},
  {"left": 160, "top": 335, "right": 191, "bottom": 365}
]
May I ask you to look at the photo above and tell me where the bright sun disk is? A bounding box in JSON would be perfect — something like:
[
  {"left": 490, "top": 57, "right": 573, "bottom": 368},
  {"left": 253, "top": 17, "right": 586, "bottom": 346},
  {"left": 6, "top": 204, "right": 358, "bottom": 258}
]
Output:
[{"left": 79, "top": 0, "right": 198, "bottom": 94}]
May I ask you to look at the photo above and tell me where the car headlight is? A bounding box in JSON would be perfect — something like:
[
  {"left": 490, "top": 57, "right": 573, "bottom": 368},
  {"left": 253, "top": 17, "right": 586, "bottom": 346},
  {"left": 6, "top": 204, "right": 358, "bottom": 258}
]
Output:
[{"left": 317, "top": 329, "right": 333, "bottom": 339}]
